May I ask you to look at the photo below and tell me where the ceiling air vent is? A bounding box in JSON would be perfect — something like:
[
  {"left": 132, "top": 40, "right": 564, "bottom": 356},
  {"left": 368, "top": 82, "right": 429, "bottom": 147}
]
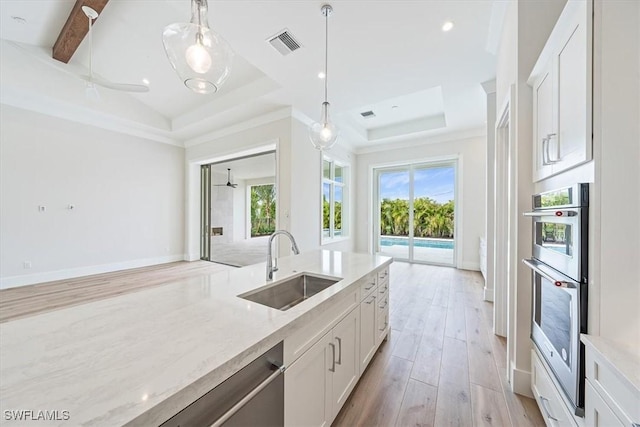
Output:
[
  {"left": 268, "top": 29, "right": 301, "bottom": 56},
  {"left": 360, "top": 110, "right": 376, "bottom": 118}
]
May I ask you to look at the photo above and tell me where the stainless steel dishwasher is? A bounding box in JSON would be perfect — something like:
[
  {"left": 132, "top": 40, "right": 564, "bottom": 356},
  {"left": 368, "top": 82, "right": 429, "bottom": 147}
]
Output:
[{"left": 160, "top": 342, "right": 284, "bottom": 427}]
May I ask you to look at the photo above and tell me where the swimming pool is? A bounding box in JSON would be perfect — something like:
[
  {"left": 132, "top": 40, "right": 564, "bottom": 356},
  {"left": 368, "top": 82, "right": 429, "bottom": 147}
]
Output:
[{"left": 380, "top": 237, "right": 454, "bottom": 250}]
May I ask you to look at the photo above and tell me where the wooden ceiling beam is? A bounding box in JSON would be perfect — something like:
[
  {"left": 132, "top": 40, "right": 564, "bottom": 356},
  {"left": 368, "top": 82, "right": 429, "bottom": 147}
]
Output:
[{"left": 52, "top": 0, "right": 110, "bottom": 63}]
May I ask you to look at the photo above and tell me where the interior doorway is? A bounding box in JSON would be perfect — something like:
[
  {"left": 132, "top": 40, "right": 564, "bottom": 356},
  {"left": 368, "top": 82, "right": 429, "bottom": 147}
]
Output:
[
  {"left": 493, "top": 88, "right": 516, "bottom": 339},
  {"left": 200, "top": 151, "right": 276, "bottom": 267},
  {"left": 373, "top": 161, "right": 457, "bottom": 266}
]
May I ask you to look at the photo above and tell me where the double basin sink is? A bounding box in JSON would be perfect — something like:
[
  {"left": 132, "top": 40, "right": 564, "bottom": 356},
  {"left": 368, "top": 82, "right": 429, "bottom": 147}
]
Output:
[{"left": 239, "top": 272, "right": 342, "bottom": 311}]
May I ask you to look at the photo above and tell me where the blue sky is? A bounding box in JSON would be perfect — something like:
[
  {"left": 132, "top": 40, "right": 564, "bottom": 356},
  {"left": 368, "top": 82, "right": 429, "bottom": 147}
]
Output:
[{"left": 379, "top": 166, "right": 454, "bottom": 203}]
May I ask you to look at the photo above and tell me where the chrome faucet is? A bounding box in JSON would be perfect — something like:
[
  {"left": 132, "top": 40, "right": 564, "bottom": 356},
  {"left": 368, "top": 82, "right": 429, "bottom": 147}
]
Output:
[{"left": 267, "top": 230, "right": 300, "bottom": 281}]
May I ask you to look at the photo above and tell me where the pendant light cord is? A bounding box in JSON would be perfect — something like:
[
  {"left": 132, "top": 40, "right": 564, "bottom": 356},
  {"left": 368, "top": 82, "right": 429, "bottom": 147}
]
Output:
[
  {"left": 324, "top": 8, "right": 329, "bottom": 103},
  {"left": 88, "top": 15, "right": 93, "bottom": 80}
]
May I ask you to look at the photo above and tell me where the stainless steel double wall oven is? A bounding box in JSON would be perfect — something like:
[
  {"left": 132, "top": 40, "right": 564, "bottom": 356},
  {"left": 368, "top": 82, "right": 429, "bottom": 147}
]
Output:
[{"left": 523, "top": 183, "right": 589, "bottom": 416}]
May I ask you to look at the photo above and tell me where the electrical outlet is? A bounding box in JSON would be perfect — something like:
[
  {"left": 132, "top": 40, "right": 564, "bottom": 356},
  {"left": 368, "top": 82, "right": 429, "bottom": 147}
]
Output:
[
  {"left": 38, "top": 205, "right": 46, "bottom": 212},
  {"left": 23, "top": 261, "right": 32, "bottom": 269}
]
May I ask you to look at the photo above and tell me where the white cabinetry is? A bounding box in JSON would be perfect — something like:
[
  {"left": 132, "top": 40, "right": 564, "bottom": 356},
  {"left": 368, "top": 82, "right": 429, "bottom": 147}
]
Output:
[
  {"left": 284, "top": 265, "right": 391, "bottom": 427},
  {"left": 376, "top": 268, "right": 390, "bottom": 345},
  {"left": 285, "top": 333, "right": 333, "bottom": 427},
  {"left": 359, "top": 290, "right": 377, "bottom": 372},
  {"left": 582, "top": 336, "right": 640, "bottom": 427},
  {"left": 531, "top": 350, "right": 580, "bottom": 427},
  {"left": 329, "top": 309, "right": 360, "bottom": 416},
  {"left": 285, "top": 309, "right": 360, "bottom": 427},
  {"left": 529, "top": 0, "right": 592, "bottom": 182}
]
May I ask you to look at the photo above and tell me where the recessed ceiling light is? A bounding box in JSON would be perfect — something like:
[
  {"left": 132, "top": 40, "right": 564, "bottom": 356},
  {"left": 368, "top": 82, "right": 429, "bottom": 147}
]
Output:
[
  {"left": 11, "top": 16, "right": 27, "bottom": 24},
  {"left": 391, "top": 105, "right": 399, "bottom": 109},
  {"left": 318, "top": 72, "right": 326, "bottom": 79},
  {"left": 442, "top": 21, "right": 454, "bottom": 32}
]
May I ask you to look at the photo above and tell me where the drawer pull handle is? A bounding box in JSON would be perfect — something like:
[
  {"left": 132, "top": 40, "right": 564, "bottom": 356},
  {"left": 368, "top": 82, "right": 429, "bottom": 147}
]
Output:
[
  {"left": 335, "top": 337, "right": 342, "bottom": 365},
  {"left": 379, "top": 321, "right": 388, "bottom": 331},
  {"left": 209, "top": 363, "right": 284, "bottom": 427},
  {"left": 365, "top": 296, "right": 376, "bottom": 304},
  {"left": 328, "top": 343, "right": 336, "bottom": 372},
  {"left": 364, "top": 283, "right": 375, "bottom": 290},
  {"left": 539, "top": 396, "right": 559, "bottom": 421}
]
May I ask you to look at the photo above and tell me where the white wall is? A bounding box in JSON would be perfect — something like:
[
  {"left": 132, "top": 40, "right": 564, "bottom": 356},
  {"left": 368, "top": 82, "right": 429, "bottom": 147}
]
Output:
[
  {"left": 354, "top": 134, "right": 486, "bottom": 270},
  {"left": 591, "top": 0, "right": 640, "bottom": 351},
  {"left": 494, "top": 0, "right": 586, "bottom": 396},
  {"left": 0, "top": 106, "right": 185, "bottom": 288}
]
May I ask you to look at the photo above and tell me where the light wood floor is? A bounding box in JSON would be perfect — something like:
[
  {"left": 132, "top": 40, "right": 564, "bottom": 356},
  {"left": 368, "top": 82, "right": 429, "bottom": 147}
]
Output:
[
  {"left": 0, "top": 261, "right": 234, "bottom": 323},
  {"left": 332, "top": 262, "right": 545, "bottom": 427}
]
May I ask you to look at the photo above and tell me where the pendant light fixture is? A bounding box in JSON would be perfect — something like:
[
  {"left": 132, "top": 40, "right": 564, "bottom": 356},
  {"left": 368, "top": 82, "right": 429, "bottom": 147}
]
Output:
[
  {"left": 162, "top": 0, "right": 234, "bottom": 94},
  {"left": 309, "top": 4, "right": 339, "bottom": 151}
]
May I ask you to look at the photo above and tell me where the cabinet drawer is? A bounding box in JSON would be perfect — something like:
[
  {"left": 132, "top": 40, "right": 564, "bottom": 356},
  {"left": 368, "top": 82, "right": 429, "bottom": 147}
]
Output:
[
  {"left": 377, "top": 291, "right": 389, "bottom": 313},
  {"left": 377, "top": 267, "right": 389, "bottom": 283},
  {"left": 377, "top": 279, "right": 389, "bottom": 295},
  {"left": 284, "top": 290, "right": 358, "bottom": 366},
  {"left": 586, "top": 350, "right": 639, "bottom": 425},
  {"left": 531, "top": 350, "right": 578, "bottom": 427},
  {"left": 585, "top": 380, "right": 625, "bottom": 427},
  {"left": 359, "top": 273, "right": 377, "bottom": 299}
]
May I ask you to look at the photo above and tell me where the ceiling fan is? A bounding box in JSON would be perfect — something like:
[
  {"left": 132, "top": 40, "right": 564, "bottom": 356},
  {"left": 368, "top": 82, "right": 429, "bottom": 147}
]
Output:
[
  {"left": 79, "top": 6, "right": 149, "bottom": 93},
  {"left": 214, "top": 168, "right": 238, "bottom": 188}
]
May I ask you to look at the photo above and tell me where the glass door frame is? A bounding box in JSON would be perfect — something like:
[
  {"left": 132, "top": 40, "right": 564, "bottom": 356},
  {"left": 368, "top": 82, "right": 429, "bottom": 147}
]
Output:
[{"left": 373, "top": 159, "right": 458, "bottom": 267}]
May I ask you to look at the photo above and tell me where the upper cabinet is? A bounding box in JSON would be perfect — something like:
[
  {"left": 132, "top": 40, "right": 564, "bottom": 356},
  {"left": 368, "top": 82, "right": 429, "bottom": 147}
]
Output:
[{"left": 529, "top": 0, "right": 593, "bottom": 182}]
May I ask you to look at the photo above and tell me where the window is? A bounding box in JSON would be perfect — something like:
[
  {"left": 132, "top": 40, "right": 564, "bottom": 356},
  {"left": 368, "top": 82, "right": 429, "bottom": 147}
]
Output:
[{"left": 322, "top": 158, "right": 348, "bottom": 241}]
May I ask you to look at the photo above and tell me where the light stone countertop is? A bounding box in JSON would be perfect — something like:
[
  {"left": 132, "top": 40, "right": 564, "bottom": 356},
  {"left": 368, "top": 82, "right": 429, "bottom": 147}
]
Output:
[
  {"left": 0, "top": 250, "right": 392, "bottom": 427},
  {"left": 581, "top": 334, "right": 640, "bottom": 394}
]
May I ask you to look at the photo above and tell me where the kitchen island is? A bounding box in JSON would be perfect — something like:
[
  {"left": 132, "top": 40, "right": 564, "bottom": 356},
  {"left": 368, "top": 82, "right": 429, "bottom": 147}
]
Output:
[{"left": 0, "top": 250, "right": 391, "bottom": 426}]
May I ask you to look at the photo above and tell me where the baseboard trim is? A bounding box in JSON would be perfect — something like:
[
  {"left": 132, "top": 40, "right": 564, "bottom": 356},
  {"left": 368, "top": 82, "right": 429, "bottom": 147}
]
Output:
[
  {"left": 483, "top": 287, "right": 494, "bottom": 302},
  {"left": 185, "top": 253, "right": 201, "bottom": 262},
  {"left": 0, "top": 254, "right": 185, "bottom": 289},
  {"left": 512, "top": 366, "right": 533, "bottom": 398},
  {"left": 460, "top": 261, "right": 481, "bottom": 271}
]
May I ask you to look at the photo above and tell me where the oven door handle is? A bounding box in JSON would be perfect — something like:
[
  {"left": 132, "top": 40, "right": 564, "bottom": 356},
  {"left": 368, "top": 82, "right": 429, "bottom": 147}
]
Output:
[
  {"left": 523, "top": 210, "right": 579, "bottom": 217},
  {"left": 522, "top": 259, "right": 579, "bottom": 289}
]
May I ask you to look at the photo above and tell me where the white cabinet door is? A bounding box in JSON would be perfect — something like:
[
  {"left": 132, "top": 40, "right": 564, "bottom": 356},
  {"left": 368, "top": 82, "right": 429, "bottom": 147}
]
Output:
[
  {"left": 529, "top": 0, "right": 592, "bottom": 182},
  {"left": 359, "top": 293, "right": 377, "bottom": 372},
  {"left": 330, "top": 308, "right": 360, "bottom": 420},
  {"left": 554, "top": 2, "right": 591, "bottom": 173},
  {"left": 532, "top": 62, "right": 556, "bottom": 181},
  {"left": 376, "top": 283, "right": 390, "bottom": 345},
  {"left": 285, "top": 332, "right": 333, "bottom": 427},
  {"left": 585, "top": 380, "right": 625, "bottom": 427}
]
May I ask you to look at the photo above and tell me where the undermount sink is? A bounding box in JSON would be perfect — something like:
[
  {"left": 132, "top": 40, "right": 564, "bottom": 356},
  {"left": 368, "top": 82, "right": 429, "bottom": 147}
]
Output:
[{"left": 239, "top": 273, "right": 342, "bottom": 311}]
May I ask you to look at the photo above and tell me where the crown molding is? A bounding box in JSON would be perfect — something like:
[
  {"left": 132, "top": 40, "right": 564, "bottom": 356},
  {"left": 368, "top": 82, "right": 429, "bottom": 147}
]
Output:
[
  {"left": 1, "top": 85, "right": 181, "bottom": 147},
  {"left": 354, "top": 126, "right": 486, "bottom": 155},
  {"left": 183, "top": 107, "right": 294, "bottom": 148}
]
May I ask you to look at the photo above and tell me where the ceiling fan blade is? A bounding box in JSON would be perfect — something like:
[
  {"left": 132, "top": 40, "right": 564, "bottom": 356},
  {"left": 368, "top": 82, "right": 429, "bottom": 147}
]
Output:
[
  {"left": 89, "top": 76, "right": 150, "bottom": 92},
  {"left": 81, "top": 7, "right": 149, "bottom": 94}
]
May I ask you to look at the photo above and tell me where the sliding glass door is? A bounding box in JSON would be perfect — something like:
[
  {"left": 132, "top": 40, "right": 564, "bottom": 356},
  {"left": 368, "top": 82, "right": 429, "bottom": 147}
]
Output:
[{"left": 374, "top": 162, "right": 456, "bottom": 266}]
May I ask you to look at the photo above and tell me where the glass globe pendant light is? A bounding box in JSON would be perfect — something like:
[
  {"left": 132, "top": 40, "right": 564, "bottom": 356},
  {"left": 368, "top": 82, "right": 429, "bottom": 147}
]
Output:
[
  {"left": 309, "top": 4, "right": 339, "bottom": 150},
  {"left": 162, "top": 0, "right": 234, "bottom": 94}
]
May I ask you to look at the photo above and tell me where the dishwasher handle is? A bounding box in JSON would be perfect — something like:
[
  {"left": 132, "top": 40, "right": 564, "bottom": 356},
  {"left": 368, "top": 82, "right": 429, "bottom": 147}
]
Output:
[{"left": 209, "top": 363, "right": 285, "bottom": 427}]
